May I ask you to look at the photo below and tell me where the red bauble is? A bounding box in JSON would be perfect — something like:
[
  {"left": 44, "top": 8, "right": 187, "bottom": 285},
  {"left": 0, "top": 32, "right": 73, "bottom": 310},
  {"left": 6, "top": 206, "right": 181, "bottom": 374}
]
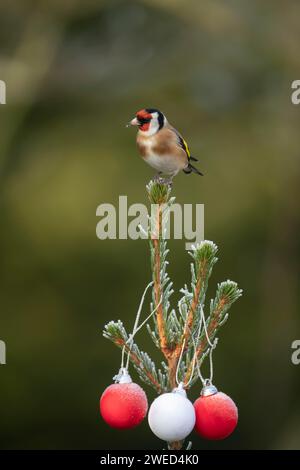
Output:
[
  {"left": 194, "top": 386, "right": 238, "bottom": 440},
  {"left": 100, "top": 381, "right": 148, "bottom": 430}
]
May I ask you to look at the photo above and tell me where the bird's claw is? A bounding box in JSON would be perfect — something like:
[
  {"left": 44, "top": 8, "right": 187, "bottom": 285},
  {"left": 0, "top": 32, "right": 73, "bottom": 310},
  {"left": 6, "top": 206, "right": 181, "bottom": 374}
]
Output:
[{"left": 152, "top": 174, "right": 173, "bottom": 187}]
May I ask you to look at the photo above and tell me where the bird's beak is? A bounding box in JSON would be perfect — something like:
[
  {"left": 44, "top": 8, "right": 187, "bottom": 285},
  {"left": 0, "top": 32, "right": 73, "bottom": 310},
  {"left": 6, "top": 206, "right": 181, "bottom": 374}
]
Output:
[{"left": 126, "top": 117, "right": 140, "bottom": 128}]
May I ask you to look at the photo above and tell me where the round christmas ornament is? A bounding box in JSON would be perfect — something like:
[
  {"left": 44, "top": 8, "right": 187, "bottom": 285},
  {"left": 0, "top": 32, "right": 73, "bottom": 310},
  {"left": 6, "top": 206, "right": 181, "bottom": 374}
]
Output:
[
  {"left": 194, "top": 382, "right": 238, "bottom": 440},
  {"left": 148, "top": 383, "right": 196, "bottom": 442},
  {"left": 100, "top": 368, "right": 148, "bottom": 430}
]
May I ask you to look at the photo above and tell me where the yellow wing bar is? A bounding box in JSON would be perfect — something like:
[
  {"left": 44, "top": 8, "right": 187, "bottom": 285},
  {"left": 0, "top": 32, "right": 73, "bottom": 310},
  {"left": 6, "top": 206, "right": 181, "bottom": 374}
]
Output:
[{"left": 181, "top": 137, "right": 191, "bottom": 159}]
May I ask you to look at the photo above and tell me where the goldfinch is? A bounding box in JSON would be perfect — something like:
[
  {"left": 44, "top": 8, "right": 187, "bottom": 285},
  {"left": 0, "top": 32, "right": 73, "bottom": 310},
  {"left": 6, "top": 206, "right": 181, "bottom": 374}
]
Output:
[{"left": 127, "top": 108, "right": 203, "bottom": 179}]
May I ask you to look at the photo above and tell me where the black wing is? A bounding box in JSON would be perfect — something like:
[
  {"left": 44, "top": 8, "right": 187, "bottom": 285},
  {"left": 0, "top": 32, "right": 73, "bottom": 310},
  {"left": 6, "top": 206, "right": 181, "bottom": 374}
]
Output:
[{"left": 172, "top": 128, "right": 198, "bottom": 162}]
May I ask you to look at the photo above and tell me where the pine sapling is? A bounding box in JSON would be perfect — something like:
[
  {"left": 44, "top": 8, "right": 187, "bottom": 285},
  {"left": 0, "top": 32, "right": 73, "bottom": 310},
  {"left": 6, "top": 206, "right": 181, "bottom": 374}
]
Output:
[{"left": 103, "top": 181, "right": 242, "bottom": 449}]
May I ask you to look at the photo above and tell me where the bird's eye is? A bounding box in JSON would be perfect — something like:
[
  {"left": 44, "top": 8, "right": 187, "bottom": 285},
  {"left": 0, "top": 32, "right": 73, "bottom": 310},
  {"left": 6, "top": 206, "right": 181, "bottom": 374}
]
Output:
[{"left": 138, "top": 117, "right": 151, "bottom": 124}]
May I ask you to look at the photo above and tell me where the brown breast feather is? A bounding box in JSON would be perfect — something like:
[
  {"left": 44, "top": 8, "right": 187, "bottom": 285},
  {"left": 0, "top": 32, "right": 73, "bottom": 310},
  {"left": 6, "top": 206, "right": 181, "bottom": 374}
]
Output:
[{"left": 136, "top": 126, "right": 188, "bottom": 165}]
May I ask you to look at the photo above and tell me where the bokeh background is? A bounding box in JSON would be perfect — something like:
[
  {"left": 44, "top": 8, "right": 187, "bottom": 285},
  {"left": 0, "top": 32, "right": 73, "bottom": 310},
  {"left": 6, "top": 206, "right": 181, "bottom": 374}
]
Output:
[{"left": 0, "top": 0, "right": 300, "bottom": 450}]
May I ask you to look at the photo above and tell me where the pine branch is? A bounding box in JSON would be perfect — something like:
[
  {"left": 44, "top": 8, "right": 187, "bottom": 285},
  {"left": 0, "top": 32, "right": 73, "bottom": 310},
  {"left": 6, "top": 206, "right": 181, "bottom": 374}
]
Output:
[
  {"left": 183, "top": 280, "right": 243, "bottom": 386},
  {"left": 147, "top": 181, "right": 174, "bottom": 359},
  {"left": 179, "top": 241, "right": 218, "bottom": 352},
  {"left": 147, "top": 181, "right": 190, "bottom": 388},
  {"left": 103, "top": 320, "right": 167, "bottom": 393},
  {"left": 147, "top": 180, "right": 172, "bottom": 206}
]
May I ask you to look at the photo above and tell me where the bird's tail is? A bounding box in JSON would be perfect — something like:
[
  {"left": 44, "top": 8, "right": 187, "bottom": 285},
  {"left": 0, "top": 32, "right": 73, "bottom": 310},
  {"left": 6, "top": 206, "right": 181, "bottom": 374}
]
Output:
[{"left": 183, "top": 163, "right": 203, "bottom": 176}]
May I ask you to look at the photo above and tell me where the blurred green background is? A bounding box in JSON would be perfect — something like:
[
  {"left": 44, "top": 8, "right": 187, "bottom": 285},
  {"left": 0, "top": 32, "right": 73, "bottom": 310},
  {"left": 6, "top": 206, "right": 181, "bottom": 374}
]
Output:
[{"left": 0, "top": 0, "right": 300, "bottom": 450}]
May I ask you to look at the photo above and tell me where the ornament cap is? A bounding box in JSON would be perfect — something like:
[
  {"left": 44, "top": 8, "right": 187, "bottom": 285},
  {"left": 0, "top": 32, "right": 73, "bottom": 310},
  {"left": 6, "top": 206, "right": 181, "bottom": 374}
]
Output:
[
  {"left": 172, "top": 382, "right": 187, "bottom": 397},
  {"left": 201, "top": 380, "right": 218, "bottom": 397},
  {"left": 113, "top": 367, "right": 132, "bottom": 384}
]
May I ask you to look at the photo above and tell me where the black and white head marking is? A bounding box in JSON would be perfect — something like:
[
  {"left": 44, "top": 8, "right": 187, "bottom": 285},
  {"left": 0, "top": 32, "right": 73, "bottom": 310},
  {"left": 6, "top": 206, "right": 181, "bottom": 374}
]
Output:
[{"left": 143, "top": 108, "right": 166, "bottom": 136}]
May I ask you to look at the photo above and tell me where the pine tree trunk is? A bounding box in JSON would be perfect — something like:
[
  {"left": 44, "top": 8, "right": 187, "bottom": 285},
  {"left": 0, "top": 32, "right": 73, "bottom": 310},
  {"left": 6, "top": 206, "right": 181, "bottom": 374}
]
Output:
[{"left": 169, "top": 440, "right": 183, "bottom": 450}]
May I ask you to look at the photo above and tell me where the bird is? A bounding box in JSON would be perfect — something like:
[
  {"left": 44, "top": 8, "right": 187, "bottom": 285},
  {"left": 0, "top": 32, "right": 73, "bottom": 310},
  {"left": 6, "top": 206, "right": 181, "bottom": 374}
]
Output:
[{"left": 127, "top": 108, "right": 203, "bottom": 181}]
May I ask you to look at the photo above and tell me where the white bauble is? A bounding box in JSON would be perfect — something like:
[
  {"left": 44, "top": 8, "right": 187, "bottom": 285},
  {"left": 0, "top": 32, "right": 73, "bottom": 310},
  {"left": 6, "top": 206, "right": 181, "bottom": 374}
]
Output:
[{"left": 148, "top": 385, "right": 196, "bottom": 442}]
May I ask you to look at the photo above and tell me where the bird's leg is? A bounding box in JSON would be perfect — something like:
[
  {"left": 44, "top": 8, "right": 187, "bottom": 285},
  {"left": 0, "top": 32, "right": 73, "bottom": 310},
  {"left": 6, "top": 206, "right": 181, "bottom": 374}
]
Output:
[
  {"left": 152, "top": 173, "right": 173, "bottom": 187},
  {"left": 164, "top": 175, "right": 174, "bottom": 187},
  {"left": 152, "top": 172, "right": 163, "bottom": 183}
]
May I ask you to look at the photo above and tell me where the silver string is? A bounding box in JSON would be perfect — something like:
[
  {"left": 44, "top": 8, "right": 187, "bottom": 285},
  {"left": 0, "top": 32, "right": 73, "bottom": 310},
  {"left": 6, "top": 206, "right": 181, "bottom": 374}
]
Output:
[{"left": 120, "top": 281, "right": 162, "bottom": 371}]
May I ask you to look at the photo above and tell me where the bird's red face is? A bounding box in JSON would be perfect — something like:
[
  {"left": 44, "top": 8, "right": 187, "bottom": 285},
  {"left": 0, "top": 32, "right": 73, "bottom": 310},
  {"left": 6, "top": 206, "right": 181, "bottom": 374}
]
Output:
[
  {"left": 127, "top": 108, "right": 164, "bottom": 135},
  {"left": 133, "top": 109, "right": 153, "bottom": 131}
]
